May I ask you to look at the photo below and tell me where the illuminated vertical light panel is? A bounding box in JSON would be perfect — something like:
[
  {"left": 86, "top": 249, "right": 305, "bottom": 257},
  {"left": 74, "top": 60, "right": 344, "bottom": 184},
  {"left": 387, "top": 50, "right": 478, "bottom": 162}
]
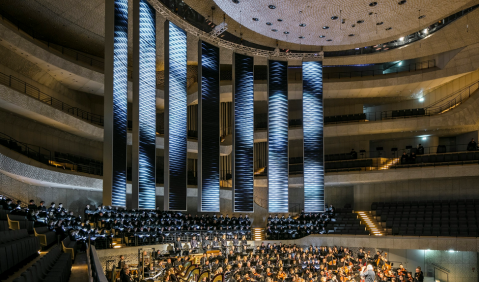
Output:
[
  {"left": 103, "top": 0, "right": 128, "bottom": 207},
  {"left": 232, "top": 53, "right": 254, "bottom": 213},
  {"left": 164, "top": 21, "right": 187, "bottom": 211},
  {"left": 302, "top": 61, "right": 324, "bottom": 212},
  {"left": 198, "top": 40, "right": 220, "bottom": 212},
  {"left": 268, "top": 60, "right": 289, "bottom": 213},
  {"left": 132, "top": 0, "right": 156, "bottom": 209}
]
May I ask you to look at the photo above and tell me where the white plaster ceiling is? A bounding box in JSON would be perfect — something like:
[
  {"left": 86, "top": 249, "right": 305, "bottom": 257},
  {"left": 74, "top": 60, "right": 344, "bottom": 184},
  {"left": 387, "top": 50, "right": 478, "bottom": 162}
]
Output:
[{"left": 208, "top": 0, "right": 472, "bottom": 46}]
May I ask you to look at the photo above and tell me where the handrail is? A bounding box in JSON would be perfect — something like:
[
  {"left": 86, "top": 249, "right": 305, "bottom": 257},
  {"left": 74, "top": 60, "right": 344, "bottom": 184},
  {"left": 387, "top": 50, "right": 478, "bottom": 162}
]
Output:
[
  {"left": 426, "top": 80, "right": 479, "bottom": 115},
  {"left": 0, "top": 71, "right": 104, "bottom": 126},
  {"left": 0, "top": 132, "right": 52, "bottom": 163},
  {"left": 89, "top": 245, "right": 109, "bottom": 282},
  {"left": 0, "top": 191, "right": 29, "bottom": 208}
]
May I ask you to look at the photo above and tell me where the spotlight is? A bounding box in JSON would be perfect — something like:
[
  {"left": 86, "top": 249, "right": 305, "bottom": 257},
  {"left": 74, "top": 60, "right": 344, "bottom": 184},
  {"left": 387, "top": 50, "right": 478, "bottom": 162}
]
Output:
[
  {"left": 399, "top": 37, "right": 404, "bottom": 41},
  {"left": 423, "top": 28, "right": 428, "bottom": 34},
  {"left": 422, "top": 137, "right": 426, "bottom": 140},
  {"left": 419, "top": 97, "right": 424, "bottom": 102}
]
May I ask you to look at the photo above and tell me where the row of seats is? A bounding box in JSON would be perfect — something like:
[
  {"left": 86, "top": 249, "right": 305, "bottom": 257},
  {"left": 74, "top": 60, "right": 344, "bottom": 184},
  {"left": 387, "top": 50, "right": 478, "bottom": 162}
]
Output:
[
  {"left": 0, "top": 209, "right": 34, "bottom": 233},
  {"left": 371, "top": 199, "right": 479, "bottom": 210},
  {"left": 0, "top": 230, "right": 40, "bottom": 275},
  {"left": 34, "top": 227, "right": 57, "bottom": 249},
  {"left": 390, "top": 108, "right": 426, "bottom": 118},
  {"left": 325, "top": 159, "right": 372, "bottom": 170},
  {"left": 13, "top": 245, "right": 72, "bottom": 282},
  {"left": 324, "top": 113, "right": 367, "bottom": 124}
]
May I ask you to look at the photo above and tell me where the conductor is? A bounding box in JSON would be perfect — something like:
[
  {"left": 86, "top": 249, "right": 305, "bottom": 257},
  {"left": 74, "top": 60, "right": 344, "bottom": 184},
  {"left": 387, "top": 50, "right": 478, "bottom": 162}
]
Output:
[{"left": 360, "top": 264, "right": 375, "bottom": 282}]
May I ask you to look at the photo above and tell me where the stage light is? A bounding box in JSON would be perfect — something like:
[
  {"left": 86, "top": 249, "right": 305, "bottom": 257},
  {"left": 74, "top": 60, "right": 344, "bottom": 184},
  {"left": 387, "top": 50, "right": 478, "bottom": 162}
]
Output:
[{"left": 399, "top": 37, "right": 404, "bottom": 41}]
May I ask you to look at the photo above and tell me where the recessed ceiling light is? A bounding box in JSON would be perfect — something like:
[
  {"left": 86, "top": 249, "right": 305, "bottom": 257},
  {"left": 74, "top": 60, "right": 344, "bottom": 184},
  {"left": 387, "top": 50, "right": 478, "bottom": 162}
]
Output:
[
  {"left": 398, "top": 0, "right": 407, "bottom": 4},
  {"left": 327, "top": 39, "right": 332, "bottom": 41},
  {"left": 376, "top": 22, "right": 384, "bottom": 25},
  {"left": 277, "top": 19, "right": 283, "bottom": 22},
  {"left": 351, "top": 24, "right": 356, "bottom": 27},
  {"left": 271, "top": 29, "right": 277, "bottom": 32},
  {"left": 369, "top": 2, "right": 378, "bottom": 7},
  {"left": 357, "top": 20, "right": 364, "bottom": 24},
  {"left": 252, "top": 18, "right": 259, "bottom": 21},
  {"left": 268, "top": 5, "right": 276, "bottom": 9},
  {"left": 266, "top": 22, "right": 272, "bottom": 25},
  {"left": 349, "top": 34, "right": 355, "bottom": 37},
  {"left": 232, "top": 0, "right": 239, "bottom": 3},
  {"left": 323, "top": 26, "right": 329, "bottom": 29},
  {"left": 299, "top": 23, "right": 306, "bottom": 27},
  {"left": 331, "top": 16, "right": 338, "bottom": 20},
  {"left": 369, "top": 12, "right": 374, "bottom": 15},
  {"left": 418, "top": 15, "right": 426, "bottom": 19},
  {"left": 386, "top": 27, "right": 392, "bottom": 30},
  {"left": 319, "top": 35, "right": 325, "bottom": 38},
  {"left": 298, "top": 36, "right": 304, "bottom": 39},
  {"left": 284, "top": 31, "right": 289, "bottom": 34}
]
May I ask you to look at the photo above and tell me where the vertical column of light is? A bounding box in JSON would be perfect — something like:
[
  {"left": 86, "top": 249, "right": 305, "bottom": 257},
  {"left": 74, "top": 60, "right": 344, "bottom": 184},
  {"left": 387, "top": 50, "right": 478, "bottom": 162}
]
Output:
[
  {"left": 232, "top": 53, "right": 254, "bottom": 213},
  {"left": 198, "top": 41, "right": 220, "bottom": 212},
  {"left": 164, "top": 21, "right": 187, "bottom": 211},
  {"left": 268, "top": 60, "right": 289, "bottom": 213},
  {"left": 103, "top": 0, "right": 128, "bottom": 207},
  {"left": 132, "top": 0, "right": 156, "bottom": 209},
  {"left": 302, "top": 61, "right": 324, "bottom": 212}
]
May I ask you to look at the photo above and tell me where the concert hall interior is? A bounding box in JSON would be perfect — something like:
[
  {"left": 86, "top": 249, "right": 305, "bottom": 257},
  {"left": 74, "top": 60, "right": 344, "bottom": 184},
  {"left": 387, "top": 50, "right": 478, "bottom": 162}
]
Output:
[{"left": 2, "top": 0, "right": 479, "bottom": 281}]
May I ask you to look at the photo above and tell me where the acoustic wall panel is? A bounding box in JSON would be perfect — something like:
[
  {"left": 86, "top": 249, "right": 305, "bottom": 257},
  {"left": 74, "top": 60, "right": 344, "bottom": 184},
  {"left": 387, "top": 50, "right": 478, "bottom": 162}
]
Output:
[
  {"left": 232, "top": 53, "right": 254, "bottom": 213},
  {"left": 302, "top": 61, "right": 325, "bottom": 212},
  {"left": 103, "top": 0, "right": 128, "bottom": 207},
  {"left": 198, "top": 40, "right": 220, "bottom": 212},
  {"left": 137, "top": 0, "right": 156, "bottom": 209},
  {"left": 267, "top": 60, "right": 289, "bottom": 213},
  {"left": 164, "top": 21, "right": 187, "bottom": 211}
]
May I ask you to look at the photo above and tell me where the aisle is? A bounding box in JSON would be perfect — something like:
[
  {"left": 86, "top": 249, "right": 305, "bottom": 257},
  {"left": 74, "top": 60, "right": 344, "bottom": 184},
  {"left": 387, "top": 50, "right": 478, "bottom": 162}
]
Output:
[{"left": 69, "top": 252, "right": 89, "bottom": 282}]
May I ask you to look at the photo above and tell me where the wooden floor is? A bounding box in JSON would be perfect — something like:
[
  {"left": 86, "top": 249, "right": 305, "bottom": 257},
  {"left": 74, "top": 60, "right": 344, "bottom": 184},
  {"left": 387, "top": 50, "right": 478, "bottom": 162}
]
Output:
[{"left": 68, "top": 253, "right": 89, "bottom": 282}]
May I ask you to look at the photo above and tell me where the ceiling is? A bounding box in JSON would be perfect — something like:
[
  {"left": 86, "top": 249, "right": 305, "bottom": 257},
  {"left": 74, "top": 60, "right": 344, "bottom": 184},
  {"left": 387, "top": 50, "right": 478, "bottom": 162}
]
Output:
[{"left": 190, "top": 0, "right": 474, "bottom": 48}]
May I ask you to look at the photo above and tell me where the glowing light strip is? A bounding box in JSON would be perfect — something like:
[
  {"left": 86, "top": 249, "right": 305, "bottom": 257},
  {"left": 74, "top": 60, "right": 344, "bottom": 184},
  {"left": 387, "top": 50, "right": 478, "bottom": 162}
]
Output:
[
  {"left": 268, "top": 60, "right": 289, "bottom": 213},
  {"left": 232, "top": 53, "right": 254, "bottom": 212},
  {"left": 164, "top": 21, "right": 187, "bottom": 211},
  {"left": 198, "top": 40, "right": 220, "bottom": 212},
  {"left": 303, "top": 61, "right": 324, "bottom": 212}
]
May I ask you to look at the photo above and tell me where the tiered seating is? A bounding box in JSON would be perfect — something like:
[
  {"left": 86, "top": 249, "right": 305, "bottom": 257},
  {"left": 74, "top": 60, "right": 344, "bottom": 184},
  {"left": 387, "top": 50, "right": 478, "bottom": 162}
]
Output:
[
  {"left": 0, "top": 230, "right": 40, "bottom": 275},
  {"left": 327, "top": 208, "right": 369, "bottom": 235},
  {"left": 325, "top": 159, "right": 373, "bottom": 172},
  {"left": 325, "top": 153, "right": 357, "bottom": 162},
  {"left": 372, "top": 200, "right": 479, "bottom": 236},
  {"left": 324, "top": 113, "right": 367, "bottom": 124},
  {"left": 13, "top": 245, "right": 72, "bottom": 282},
  {"left": 391, "top": 108, "right": 425, "bottom": 118},
  {"left": 0, "top": 210, "right": 34, "bottom": 233},
  {"left": 394, "top": 151, "right": 479, "bottom": 168},
  {"left": 34, "top": 227, "right": 57, "bottom": 249}
]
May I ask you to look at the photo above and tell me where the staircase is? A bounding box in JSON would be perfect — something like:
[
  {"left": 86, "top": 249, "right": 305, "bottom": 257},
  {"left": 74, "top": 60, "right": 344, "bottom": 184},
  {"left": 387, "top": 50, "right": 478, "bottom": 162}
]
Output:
[
  {"left": 252, "top": 228, "right": 265, "bottom": 241},
  {"left": 357, "top": 211, "right": 385, "bottom": 236},
  {"left": 379, "top": 158, "right": 400, "bottom": 170}
]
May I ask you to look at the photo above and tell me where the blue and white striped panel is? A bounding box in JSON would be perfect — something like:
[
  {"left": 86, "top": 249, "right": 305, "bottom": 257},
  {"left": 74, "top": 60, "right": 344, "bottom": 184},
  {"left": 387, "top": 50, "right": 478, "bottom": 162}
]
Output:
[
  {"left": 138, "top": 0, "right": 156, "bottom": 210},
  {"left": 302, "top": 61, "right": 324, "bottom": 212},
  {"left": 233, "top": 53, "right": 254, "bottom": 213},
  {"left": 199, "top": 41, "right": 220, "bottom": 212},
  {"left": 268, "top": 60, "right": 289, "bottom": 213},
  {"left": 112, "top": 0, "right": 128, "bottom": 207},
  {"left": 167, "top": 21, "right": 187, "bottom": 211}
]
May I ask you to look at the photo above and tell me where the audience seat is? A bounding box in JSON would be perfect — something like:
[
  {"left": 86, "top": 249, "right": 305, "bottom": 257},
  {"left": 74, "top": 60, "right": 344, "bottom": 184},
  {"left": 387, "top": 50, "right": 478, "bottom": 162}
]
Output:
[
  {"left": 13, "top": 245, "right": 72, "bottom": 282},
  {"left": 34, "top": 227, "right": 57, "bottom": 249},
  {"left": 0, "top": 230, "right": 40, "bottom": 275},
  {"left": 61, "top": 237, "right": 77, "bottom": 261}
]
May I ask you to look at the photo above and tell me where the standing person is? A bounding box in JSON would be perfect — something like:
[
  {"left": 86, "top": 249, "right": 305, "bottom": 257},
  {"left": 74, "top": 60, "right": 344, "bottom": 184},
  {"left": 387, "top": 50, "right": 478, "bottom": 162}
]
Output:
[
  {"left": 467, "top": 138, "right": 477, "bottom": 151},
  {"left": 414, "top": 266, "right": 424, "bottom": 282},
  {"left": 360, "top": 264, "right": 375, "bottom": 282}
]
